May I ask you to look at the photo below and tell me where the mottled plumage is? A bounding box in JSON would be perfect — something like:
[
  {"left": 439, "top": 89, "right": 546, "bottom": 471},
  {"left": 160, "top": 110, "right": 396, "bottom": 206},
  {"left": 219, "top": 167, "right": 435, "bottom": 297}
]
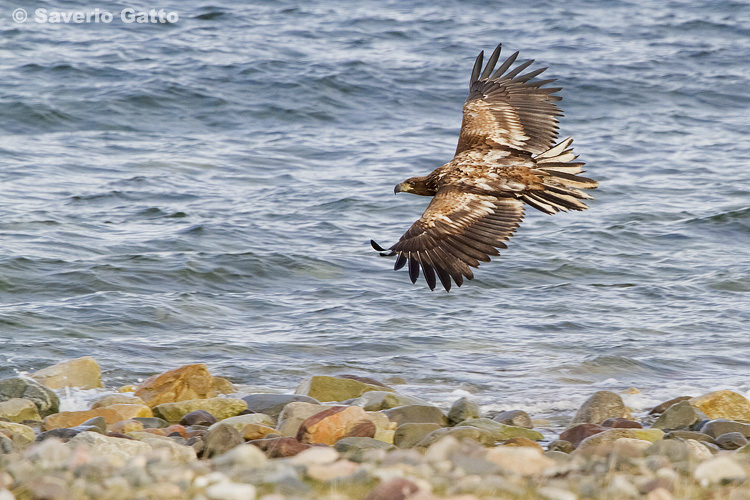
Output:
[{"left": 372, "top": 43, "right": 599, "bottom": 291}]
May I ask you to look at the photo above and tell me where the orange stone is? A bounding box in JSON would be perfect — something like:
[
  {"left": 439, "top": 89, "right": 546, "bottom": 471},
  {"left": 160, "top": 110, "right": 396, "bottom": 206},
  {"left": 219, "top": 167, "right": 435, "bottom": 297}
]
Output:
[
  {"left": 243, "top": 423, "right": 277, "bottom": 441},
  {"left": 43, "top": 408, "right": 122, "bottom": 430},
  {"left": 297, "top": 406, "right": 375, "bottom": 445},
  {"left": 140, "top": 428, "right": 169, "bottom": 436},
  {"left": 133, "top": 364, "right": 235, "bottom": 408},
  {"left": 165, "top": 424, "right": 187, "bottom": 438}
]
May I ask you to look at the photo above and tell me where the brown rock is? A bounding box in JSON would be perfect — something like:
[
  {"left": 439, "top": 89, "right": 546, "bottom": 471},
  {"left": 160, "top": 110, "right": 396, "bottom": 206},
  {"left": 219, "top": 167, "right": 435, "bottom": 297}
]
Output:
[
  {"left": 134, "top": 364, "right": 234, "bottom": 408},
  {"left": 248, "top": 436, "right": 313, "bottom": 458},
  {"left": 560, "top": 423, "right": 606, "bottom": 448},
  {"left": 602, "top": 418, "right": 642, "bottom": 428},
  {"left": 346, "top": 419, "right": 377, "bottom": 438},
  {"left": 297, "top": 406, "right": 375, "bottom": 445},
  {"left": 689, "top": 390, "right": 750, "bottom": 421},
  {"left": 364, "top": 478, "right": 419, "bottom": 500},
  {"left": 242, "top": 423, "right": 277, "bottom": 440},
  {"left": 30, "top": 356, "right": 102, "bottom": 390},
  {"left": 501, "top": 437, "right": 543, "bottom": 451},
  {"left": 648, "top": 396, "right": 693, "bottom": 415}
]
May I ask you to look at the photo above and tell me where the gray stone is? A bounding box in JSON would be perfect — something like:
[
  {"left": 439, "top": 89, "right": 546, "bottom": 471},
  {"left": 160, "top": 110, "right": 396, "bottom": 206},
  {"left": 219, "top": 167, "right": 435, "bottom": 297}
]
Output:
[
  {"left": 133, "top": 417, "right": 169, "bottom": 429},
  {"left": 492, "top": 410, "right": 533, "bottom": 429},
  {"left": 383, "top": 405, "right": 448, "bottom": 427},
  {"left": 456, "top": 418, "right": 543, "bottom": 441},
  {"left": 715, "top": 432, "right": 748, "bottom": 450},
  {"left": 664, "top": 430, "right": 715, "bottom": 444},
  {"left": 0, "top": 433, "right": 13, "bottom": 454},
  {"left": 651, "top": 401, "right": 706, "bottom": 430},
  {"left": 416, "top": 426, "right": 495, "bottom": 447},
  {"left": 241, "top": 394, "right": 320, "bottom": 420},
  {"left": 347, "top": 391, "right": 426, "bottom": 411},
  {"left": 448, "top": 397, "right": 480, "bottom": 426},
  {"left": 202, "top": 423, "right": 243, "bottom": 458},
  {"left": 212, "top": 443, "right": 268, "bottom": 469},
  {"left": 334, "top": 436, "right": 396, "bottom": 461},
  {"left": 393, "top": 423, "right": 441, "bottom": 448},
  {"left": 79, "top": 416, "right": 106, "bottom": 433},
  {"left": 0, "top": 377, "right": 60, "bottom": 417},
  {"left": 180, "top": 410, "right": 218, "bottom": 427},
  {"left": 645, "top": 439, "right": 689, "bottom": 462},
  {"left": 37, "top": 428, "right": 81, "bottom": 442},
  {"left": 648, "top": 396, "right": 693, "bottom": 415},
  {"left": 570, "top": 391, "right": 626, "bottom": 426},
  {"left": 700, "top": 419, "right": 750, "bottom": 438},
  {"left": 547, "top": 440, "right": 574, "bottom": 453}
]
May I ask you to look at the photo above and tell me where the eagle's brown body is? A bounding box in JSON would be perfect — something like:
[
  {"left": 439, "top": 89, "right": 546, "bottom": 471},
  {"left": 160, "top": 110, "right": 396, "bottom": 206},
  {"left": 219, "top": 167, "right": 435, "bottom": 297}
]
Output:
[{"left": 373, "top": 43, "right": 598, "bottom": 291}]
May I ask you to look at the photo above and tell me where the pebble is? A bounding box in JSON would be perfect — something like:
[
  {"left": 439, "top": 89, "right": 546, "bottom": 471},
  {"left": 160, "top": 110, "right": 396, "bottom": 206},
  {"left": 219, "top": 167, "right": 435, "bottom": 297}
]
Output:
[
  {"left": 447, "top": 397, "right": 480, "bottom": 425},
  {"left": 559, "top": 423, "right": 605, "bottom": 448},
  {"left": 485, "top": 446, "right": 555, "bottom": 476},
  {"left": 569, "top": 391, "right": 627, "bottom": 426},
  {"left": 491, "top": 409, "right": 533, "bottom": 429},
  {"left": 29, "top": 356, "right": 102, "bottom": 390},
  {"left": 648, "top": 396, "right": 692, "bottom": 415},
  {"left": 651, "top": 401, "right": 706, "bottom": 430},
  {"left": 205, "top": 482, "right": 257, "bottom": 500},
  {"left": 393, "top": 423, "right": 441, "bottom": 448},
  {"left": 153, "top": 398, "right": 247, "bottom": 422},
  {"left": 454, "top": 418, "right": 543, "bottom": 441},
  {"left": 0, "top": 377, "right": 59, "bottom": 418},
  {"left": 202, "top": 423, "right": 243, "bottom": 458},
  {"left": 700, "top": 419, "right": 750, "bottom": 438},
  {"left": 383, "top": 405, "right": 448, "bottom": 427},
  {"left": 296, "top": 406, "right": 375, "bottom": 445},
  {"left": 416, "top": 426, "right": 495, "bottom": 448},
  {"left": 689, "top": 390, "right": 750, "bottom": 421},
  {"left": 212, "top": 443, "right": 268, "bottom": 469},
  {"left": 212, "top": 413, "right": 276, "bottom": 433},
  {"left": 134, "top": 364, "right": 235, "bottom": 408},
  {"left": 715, "top": 432, "right": 748, "bottom": 450},
  {"left": 90, "top": 394, "right": 145, "bottom": 409},
  {"left": 295, "top": 375, "right": 393, "bottom": 403},
  {"left": 0, "top": 399, "right": 41, "bottom": 423},
  {"left": 276, "top": 402, "right": 331, "bottom": 437},
  {"left": 694, "top": 456, "right": 747, "bottom": 485},
  {"left": 363, "top": 478, "right": 419, "bottom": 500},
  {"left": 241, "top": 394, "right": 320, "bottom": 419},
  {"left": 180, "top": 409, "right": 219, "bottom": 427},
  {"left": 601, "top": 417, "right": 642, "bottom": 428}
]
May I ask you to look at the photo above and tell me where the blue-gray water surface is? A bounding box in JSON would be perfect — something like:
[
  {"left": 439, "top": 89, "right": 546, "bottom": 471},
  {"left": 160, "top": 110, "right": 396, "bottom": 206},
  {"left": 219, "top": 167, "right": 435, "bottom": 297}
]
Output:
[{"left": 1, "top": 0, "right": 749, "bottom": 425}]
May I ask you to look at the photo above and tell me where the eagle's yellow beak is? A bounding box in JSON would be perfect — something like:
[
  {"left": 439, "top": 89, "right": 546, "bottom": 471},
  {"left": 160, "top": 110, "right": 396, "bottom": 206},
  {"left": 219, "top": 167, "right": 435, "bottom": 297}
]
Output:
[{"left": 394, "top": 182, "right": 408, "bottom": 194}]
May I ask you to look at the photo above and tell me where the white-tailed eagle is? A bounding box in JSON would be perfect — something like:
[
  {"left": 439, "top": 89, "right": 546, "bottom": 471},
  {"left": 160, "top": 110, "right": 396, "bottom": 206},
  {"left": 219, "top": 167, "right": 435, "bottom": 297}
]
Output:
[{"left": 372, "top": 43, "right": 598, "bottom": 291}]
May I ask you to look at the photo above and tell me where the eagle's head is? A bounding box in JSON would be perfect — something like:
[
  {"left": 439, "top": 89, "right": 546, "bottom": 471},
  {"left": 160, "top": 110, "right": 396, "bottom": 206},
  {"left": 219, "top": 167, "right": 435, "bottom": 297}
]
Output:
[{"left": 395, "top": 176, "right": 435, "bottom": 196}]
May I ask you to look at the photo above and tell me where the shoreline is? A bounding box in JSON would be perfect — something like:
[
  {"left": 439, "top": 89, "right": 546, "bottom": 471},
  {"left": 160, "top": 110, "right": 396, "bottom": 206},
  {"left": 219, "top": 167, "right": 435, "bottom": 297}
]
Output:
[{"left": 1, "top": 357, "right": 750, "bottom": 499}]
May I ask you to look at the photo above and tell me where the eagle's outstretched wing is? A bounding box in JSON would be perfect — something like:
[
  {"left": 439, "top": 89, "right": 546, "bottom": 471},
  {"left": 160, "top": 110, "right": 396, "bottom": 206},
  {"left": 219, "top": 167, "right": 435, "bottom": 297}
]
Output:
[
  {"left": 455, "top": 44, "right": 563, "bottom": 156},
  {"left": 386, "top": 187, "right": 524, "bottom": 291}
]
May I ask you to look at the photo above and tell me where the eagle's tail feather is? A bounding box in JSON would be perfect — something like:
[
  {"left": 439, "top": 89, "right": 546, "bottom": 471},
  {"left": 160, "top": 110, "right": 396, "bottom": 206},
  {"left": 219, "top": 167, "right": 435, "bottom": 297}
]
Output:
[{"left": 525, "top": 138, "right": 599, "bottom": 214}]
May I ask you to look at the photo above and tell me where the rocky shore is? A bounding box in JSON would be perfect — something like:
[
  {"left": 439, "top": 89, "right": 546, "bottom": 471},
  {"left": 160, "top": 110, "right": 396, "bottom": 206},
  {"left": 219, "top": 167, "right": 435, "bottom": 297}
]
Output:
[{"left": 1, "top": 357, "right": 750, "bottom": 499}]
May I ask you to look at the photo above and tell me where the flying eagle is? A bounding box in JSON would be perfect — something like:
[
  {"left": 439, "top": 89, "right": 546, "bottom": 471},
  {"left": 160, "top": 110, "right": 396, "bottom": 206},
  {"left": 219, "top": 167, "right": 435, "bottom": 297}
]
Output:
[{"left": 371, "top": 43, "right": 598, "bottom": 291}]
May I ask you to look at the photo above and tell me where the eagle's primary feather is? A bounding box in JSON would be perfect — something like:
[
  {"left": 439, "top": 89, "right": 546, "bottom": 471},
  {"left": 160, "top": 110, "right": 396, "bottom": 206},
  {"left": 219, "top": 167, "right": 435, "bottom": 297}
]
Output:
[{"left": 373, "top": 43, "right": 598, "bottom": 291}]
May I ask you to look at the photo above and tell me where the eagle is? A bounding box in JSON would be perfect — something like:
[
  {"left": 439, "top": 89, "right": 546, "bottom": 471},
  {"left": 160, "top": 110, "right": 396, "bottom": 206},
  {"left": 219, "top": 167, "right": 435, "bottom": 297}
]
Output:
[{"left": 371, "top": 43, "right": 598, "bottom": 291}]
